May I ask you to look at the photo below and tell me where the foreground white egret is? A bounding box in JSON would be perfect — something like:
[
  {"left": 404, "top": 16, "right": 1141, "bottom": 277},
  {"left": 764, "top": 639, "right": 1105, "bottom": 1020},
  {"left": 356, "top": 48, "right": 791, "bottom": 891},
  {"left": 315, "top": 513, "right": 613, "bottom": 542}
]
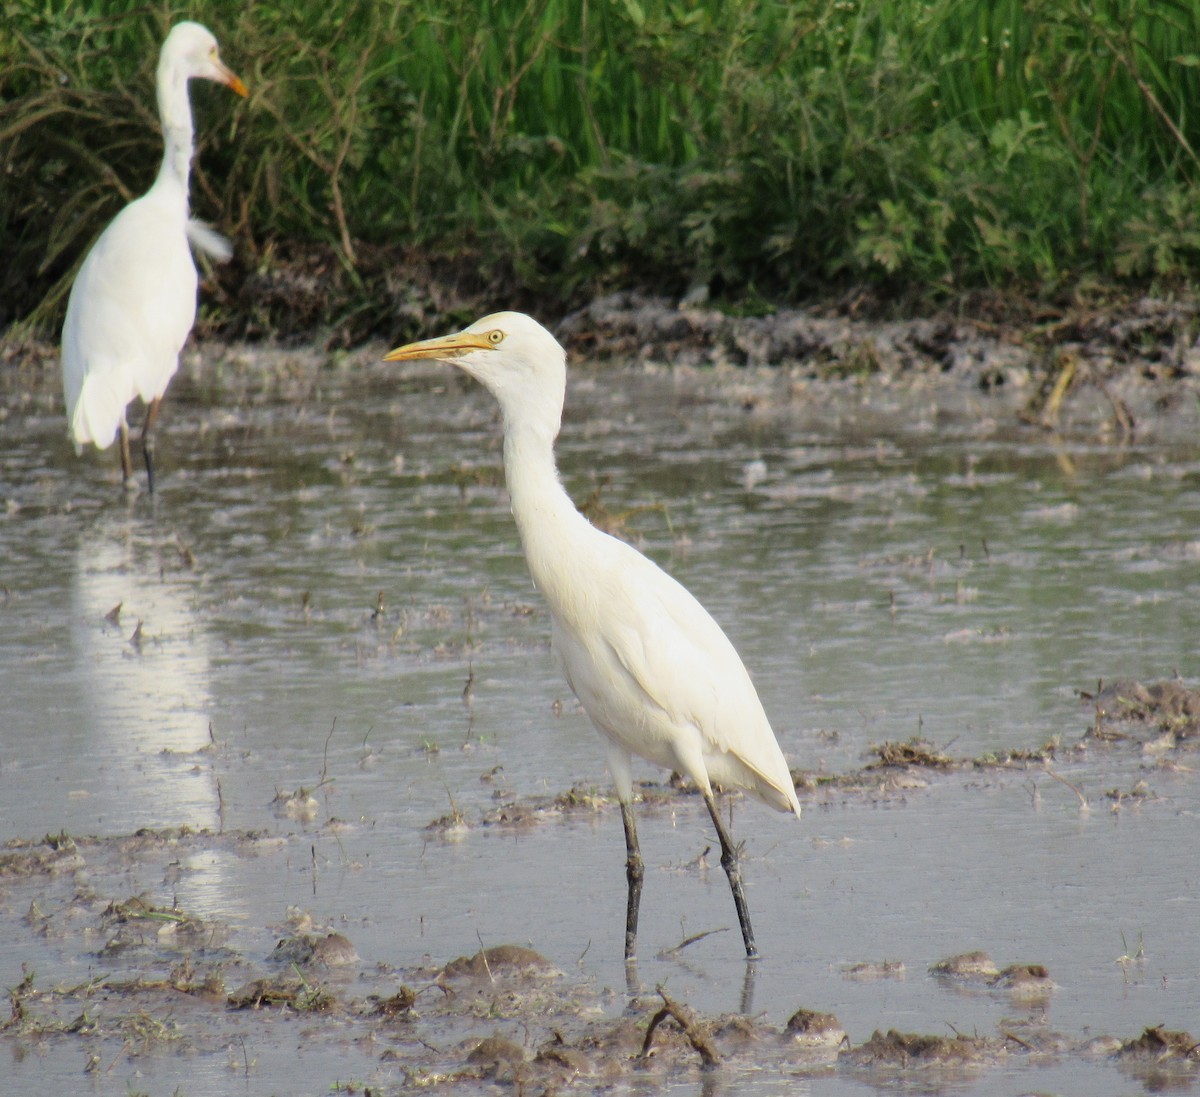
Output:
[
  {"left": 385, "top": 312, "right": 801, "bottom": 960},
  {"left": 61, "top": 21, "right": 247, "bottom": 492}
]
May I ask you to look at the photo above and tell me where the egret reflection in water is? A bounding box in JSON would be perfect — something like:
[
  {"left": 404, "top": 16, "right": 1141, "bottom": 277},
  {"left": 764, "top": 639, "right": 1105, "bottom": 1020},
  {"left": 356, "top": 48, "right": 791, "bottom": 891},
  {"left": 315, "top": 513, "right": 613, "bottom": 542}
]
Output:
[{"left": 68, "top": 511, "right": 220, "bottom": 831}]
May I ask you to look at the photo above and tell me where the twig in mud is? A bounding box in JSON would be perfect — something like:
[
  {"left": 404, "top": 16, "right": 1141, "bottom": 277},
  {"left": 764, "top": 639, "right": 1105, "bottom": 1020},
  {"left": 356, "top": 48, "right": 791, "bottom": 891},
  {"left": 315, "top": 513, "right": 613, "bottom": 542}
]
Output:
[
  {"left": 684, "top": 844, "right": 712, "bottom": 872},
  {"left": 1042, "top": 766, "right": 1089, "bottom": 810},
  {"left": 1002, "top": 1030, "right": 1037, "bottom": 1052},
  {"left": 658, "top": 928, "right": 727, "bottom": 958},
  {"left": 103, "top": 1038, "right": 133, "bottom": 1074},
  {"left": 476, "top": 932, "right": 495, "bottom": 984},
  {"left": 463, "top": 594, "right": 477, "bottom": 742},
  {"left": 641, "top": 985, "right": 720, "bottom": 1068},
  {"left": 442, "top": 784, "right": 465, "bottom": 828},
  {"left": 319, "top": 718, "right": 337, "bottom": 788},
  {"left": 1093, "top": 375, "right": 1135, "bottom": 441}
]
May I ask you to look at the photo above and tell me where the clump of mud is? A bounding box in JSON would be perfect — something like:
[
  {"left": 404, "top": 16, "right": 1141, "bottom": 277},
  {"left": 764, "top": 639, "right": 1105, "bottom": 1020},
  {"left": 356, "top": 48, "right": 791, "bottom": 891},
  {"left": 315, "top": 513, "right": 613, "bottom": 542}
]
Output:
[
  {"left": 1083, "top": 678, "right": 1200, "bottom": 748},
  {"left": 1115, "top": 1025, "right": 1200, "bottom": 1089},
  {"left": 842, "top": 1027, "right": 1005, "bottom": 1072},
  {"left": 930, "top": 953, "right": 1056, "bottom": 999},
  {"left": 441, "top": 944, "right": 562, "bottom": 981}
]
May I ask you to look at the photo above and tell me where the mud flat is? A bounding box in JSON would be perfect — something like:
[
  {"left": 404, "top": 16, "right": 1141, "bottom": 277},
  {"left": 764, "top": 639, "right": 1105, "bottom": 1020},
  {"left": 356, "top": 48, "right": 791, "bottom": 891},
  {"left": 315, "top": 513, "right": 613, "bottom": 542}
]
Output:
[{"left": 2, "top": 680, "right": 1198, "bottom": 1095}]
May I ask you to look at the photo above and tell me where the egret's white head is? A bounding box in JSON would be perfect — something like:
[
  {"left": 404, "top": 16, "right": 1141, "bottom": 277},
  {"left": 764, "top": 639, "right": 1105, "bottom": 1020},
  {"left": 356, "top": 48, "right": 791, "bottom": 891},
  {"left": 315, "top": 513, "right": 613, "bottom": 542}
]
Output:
[
  {"left": 159, "top": 21, "right": 248, "bottom": 99},
  {"left": 385, "top": 312, "right": 567, "bottom": 438}
]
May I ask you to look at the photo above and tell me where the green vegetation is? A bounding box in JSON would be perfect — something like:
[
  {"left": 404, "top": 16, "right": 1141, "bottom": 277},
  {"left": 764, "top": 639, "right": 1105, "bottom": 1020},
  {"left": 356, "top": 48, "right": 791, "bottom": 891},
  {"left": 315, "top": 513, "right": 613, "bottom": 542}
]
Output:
[{"left": 3, "top": 0, "right": 1200, "bottom": 338}]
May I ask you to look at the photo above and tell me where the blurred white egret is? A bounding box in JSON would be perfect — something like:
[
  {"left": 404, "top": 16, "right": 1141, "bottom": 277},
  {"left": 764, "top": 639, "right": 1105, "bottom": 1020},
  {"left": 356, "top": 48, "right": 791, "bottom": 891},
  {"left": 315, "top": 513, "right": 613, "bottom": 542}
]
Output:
[
  {"left": 61, "top": 21, "right": 247, "bottom": 492},
  {"left": 385, "top": 312, "right": 801, "bottom": 961}
]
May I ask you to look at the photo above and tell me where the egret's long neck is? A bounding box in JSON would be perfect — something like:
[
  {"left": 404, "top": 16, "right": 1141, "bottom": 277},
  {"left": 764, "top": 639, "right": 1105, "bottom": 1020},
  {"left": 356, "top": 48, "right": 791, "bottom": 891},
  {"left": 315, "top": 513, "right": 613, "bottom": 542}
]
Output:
[
  {"left": 155, "top": 64, "right": 194, "bottom": 199},
  {"left": 503, "top": 419, "right": 593, "bottom": 607}
]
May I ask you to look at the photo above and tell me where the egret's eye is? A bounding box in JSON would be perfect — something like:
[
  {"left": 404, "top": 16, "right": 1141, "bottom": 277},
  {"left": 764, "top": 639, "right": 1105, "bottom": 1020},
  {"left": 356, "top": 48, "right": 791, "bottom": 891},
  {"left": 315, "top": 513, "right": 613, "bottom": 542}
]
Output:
[{"left": 487, "top": 330, "right": 505, "bottom": 346}]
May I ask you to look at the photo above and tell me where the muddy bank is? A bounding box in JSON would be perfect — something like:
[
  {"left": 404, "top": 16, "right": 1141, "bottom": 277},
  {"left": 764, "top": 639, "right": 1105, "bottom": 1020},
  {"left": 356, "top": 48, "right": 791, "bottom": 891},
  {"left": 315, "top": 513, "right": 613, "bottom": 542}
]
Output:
[
  {"left": 556, "top": 291, "right": 1200, "bottom": 379},
  {"left": 552, "top": 291, "right": 1200, "bottom": 440},
  {"left": 7, "top": 288, "right": 1200, "bottom": 431}
]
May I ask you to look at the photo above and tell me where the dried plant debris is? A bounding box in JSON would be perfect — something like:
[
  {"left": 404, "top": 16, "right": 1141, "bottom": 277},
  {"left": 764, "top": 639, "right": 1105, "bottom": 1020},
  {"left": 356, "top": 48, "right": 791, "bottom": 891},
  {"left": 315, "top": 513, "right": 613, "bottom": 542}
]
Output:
[
  {"left": 868, "top": 738, "right": 954, "bottom": 769},
  {"left": 227, "top": 974, "right": 335, "bottom": 1012},
  {"left": 1083, "top": 678, "right": 1200, "bottom": 747}
]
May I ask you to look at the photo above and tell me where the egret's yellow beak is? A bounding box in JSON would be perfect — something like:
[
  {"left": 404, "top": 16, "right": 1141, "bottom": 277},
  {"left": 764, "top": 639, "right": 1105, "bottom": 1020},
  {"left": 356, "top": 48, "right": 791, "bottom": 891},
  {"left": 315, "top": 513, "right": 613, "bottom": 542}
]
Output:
[
  {"left": 383, "top": 330, "right": 495, "bottom": 363},
  {"left": 219, "top": 62, "right": 249, "bottom": 98}
]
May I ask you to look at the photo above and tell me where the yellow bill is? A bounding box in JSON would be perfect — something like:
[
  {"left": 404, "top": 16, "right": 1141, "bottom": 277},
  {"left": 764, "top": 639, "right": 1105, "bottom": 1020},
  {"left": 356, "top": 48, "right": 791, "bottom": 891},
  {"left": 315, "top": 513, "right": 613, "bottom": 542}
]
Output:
[
  {"left": 383, "top": 329, "right": 498, "bottom": 363},
  {"left": 221, "top": 66, "right": 249, "bottom": 97}
]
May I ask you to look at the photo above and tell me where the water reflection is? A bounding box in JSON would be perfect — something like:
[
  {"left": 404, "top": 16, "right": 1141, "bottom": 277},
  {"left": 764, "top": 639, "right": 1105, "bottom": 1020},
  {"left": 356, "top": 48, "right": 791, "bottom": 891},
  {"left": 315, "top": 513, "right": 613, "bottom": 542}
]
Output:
[{"left": 68, "top": 508, "right": 220, "bottom": 831}]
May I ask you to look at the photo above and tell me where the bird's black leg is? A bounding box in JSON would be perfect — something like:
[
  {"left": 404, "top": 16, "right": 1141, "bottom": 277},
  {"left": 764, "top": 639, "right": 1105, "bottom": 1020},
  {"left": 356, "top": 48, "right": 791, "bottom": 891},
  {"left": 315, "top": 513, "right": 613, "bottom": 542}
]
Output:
[
  {"left": 703, "top": 790, "right": 759, "bottom": 960},
  {"left": 118, "top": 421, "right": 135, "bottom": 490},
  {"left": 141, "top": 396, "right": 162, "bottom": 494},
  {"left": 621, "top": 800, "right": 644, "bottom": 962}
]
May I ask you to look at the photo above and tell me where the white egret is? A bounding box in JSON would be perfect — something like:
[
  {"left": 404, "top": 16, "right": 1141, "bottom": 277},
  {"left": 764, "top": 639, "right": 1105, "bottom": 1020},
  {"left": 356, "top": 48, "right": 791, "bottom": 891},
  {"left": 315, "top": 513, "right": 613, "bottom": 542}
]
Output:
[
  {"left": 61, "top": 21, "right": 247, "bottom": 492},
  {"left": 385, "top": 312, "right": 801, "bottom": 961}
]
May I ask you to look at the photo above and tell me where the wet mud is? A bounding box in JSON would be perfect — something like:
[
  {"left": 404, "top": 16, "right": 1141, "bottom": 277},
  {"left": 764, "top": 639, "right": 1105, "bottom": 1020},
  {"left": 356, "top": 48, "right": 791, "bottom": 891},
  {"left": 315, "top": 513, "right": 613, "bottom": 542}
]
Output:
[
  {"left": 4, "top": 307, "right": 1200, "bottom": 1095},
  {"left": 3, "top": 679, "right": 1197, "bottom": 1094}
]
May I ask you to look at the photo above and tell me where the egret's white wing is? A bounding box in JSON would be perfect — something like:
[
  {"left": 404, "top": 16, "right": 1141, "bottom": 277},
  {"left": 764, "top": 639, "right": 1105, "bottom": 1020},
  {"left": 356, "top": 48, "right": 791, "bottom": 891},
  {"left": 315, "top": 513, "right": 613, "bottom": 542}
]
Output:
[
  {"left": 551, "top": 531, "right": 799, "bottom": 814},
  {"left": 185, "top": 219, "right": 233, "bottom": 263},
  {"left": 62, "top": 195, "right": 197, "bottom": 447}
]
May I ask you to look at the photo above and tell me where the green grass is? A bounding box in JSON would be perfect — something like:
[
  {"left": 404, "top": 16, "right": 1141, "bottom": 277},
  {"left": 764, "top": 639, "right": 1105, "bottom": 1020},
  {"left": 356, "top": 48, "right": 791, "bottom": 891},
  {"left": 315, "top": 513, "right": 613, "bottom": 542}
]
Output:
[{"left": 3, "top": 0, "right": 1200, "bottom": 336}]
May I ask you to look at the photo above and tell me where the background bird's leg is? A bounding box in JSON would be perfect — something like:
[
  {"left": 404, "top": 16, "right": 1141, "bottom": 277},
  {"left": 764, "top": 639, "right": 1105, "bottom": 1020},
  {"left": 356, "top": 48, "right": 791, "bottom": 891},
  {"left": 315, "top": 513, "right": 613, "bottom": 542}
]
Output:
[
  {"left": 140, "top": 396, "right": 162, "bottom": 493},
  {"left": 118, "top": 421, "right": 134, "bottom": 490},
  {"left": 621, "top": 801, "right": 644, "bottom": 961},
  {"left": 703, "top": 790, "right": 759, "bottom": 960}
]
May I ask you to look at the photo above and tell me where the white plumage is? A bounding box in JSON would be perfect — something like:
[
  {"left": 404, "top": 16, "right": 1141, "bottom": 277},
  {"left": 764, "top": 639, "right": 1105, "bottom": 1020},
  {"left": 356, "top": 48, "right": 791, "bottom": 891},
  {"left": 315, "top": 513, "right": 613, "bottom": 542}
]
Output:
[
  {"left": 61, "top": 21, "right": 246, "bottom": 491},
  {"left": 385, "top": 311, "right": 800, "bottom": 960}
]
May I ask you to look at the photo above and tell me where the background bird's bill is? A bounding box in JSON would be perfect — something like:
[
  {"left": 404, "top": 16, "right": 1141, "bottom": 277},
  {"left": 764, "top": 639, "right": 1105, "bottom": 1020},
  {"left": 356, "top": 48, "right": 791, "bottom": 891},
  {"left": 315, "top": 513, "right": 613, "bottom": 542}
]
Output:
[{"left": 214, "top": 60, "right": 248, "bottom": 98}]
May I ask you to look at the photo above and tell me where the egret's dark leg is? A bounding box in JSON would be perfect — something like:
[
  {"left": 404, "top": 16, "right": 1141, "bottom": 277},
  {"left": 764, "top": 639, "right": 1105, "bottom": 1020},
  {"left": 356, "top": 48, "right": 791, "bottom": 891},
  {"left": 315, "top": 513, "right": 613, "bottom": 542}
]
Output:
[
  {"left": 141, "top": 396, "right": 162, "bottom": 494},
  {"left": 620, "top": 800, "right": 644, "bottom": 962},
  {"left": 702, "top": 790, "right": 758, "bottom": 960},
  {"left": 118, "top": 421, "right": 135, "bottom": 490}
]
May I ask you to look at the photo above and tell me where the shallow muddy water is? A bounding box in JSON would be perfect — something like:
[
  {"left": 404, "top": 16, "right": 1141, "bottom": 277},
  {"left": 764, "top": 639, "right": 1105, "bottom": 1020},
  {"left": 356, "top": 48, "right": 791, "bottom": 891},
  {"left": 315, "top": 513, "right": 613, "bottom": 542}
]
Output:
[{"left": 1, "top": 343, "right": 1199, "bottom": 1095}]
